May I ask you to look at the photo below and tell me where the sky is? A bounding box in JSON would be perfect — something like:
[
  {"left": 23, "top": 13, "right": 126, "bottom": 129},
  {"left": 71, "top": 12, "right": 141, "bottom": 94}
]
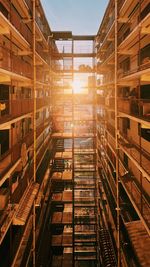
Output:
[{"left": 41, "top": 0, "right": 109, "bottom": 35}]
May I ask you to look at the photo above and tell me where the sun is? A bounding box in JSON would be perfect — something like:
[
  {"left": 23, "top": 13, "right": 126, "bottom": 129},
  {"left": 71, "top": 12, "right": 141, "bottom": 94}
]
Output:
[{"left": 72, "top": 79, "right": 83, "bottom": 94}]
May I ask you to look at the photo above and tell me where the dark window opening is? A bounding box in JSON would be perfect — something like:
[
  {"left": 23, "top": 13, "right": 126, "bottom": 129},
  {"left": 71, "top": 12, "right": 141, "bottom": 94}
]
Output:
[
  {"left": 141, "top": 128, "right": 150, "bottom": 142},
  {"left": 0, "top": 130, "right": 9, "bottom": 156},
  {"left": 0, "top": 3, "right": 9, "bottom": 18},
  {"left": 0, "top": 84, "right": 9, "bottom": 116},
  {"left": 124, "top": 153, "right": 128, "bottom": 167},
  {"left": 139, "top": 3, "right": 150, "bottom": 21},
  {"left": 140, "top": 84, "right": 150, "bottom": 99},
  {"left": 140, "top": 44, "right": 150, "bottom": 65},
  {"left": 120, "top": 57, "right": 130, "bottom": 73},
  {"left": 122, "top": 118, "right": 130, "bottom": 135},
  {"left": 0, "top": 84, "right": 9, "bottom": 100},
  {"left": 123, "top": 28, "right": 130, "bottom": 40}
]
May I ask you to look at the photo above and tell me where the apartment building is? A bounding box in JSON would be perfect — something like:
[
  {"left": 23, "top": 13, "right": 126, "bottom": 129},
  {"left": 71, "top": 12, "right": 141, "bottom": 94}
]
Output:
[
  {"left": 96, "top": 0, "right": 150, "bottom": 266},
  {"left": 0, "top": 0, "right": 58, "bottom": 266}
]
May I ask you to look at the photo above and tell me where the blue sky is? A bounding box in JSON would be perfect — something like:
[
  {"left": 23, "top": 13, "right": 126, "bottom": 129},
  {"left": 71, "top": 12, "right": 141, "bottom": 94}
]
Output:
[{"left": 42, "top": 0, "right": 109, "bottom": 35}]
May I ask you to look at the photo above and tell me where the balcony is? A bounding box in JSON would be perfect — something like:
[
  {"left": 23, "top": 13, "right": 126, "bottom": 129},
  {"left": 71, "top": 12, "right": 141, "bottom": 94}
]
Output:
[
  {"left": 118, "top": 97, "right": 150, "bottom": 121},
  {"left": 11, "top": 215, "right": 32, "bottom": 267},
  {"left": 0, "top": 46, "right": 32, "bottom": 79},
  {"left": 125, "top": 221, "right": 150, "bottom": 266},
  {"left": 120, "top": 168, "right": 150, "bottom": 231},
  {"left": 24, "top": 0, "right": 33, "bottom": 12},
  {"left": 0, "top": 99, "right": 33, "bottom": 123},
  {"left": 0, "top": 118, "right": 51, "bottom": 180},
  {"left": 10, "top": 132, "right": 51, "bottom": 204},
  {"left": 97, "top": 9, "right": 115, "bottom": 47},
  {"left": 11, "top": 5, "right": 32, "bottom": 45},
  {"left": 36, "top": 42, "right": 49, "bottom": 65},
  {"left": 99, "top": 75, "right": 115, "bottom": 87},
  {"left": 36, "top": 97, "right": 51, "bottom": 109},
  {"left": 97, "top": 43, "right": 115, "bottom": 64},
  {"left": 119, "top": 135, "right": 150, "bottom": 178},
  {"left": 118, "top": 60, "right": 150, "bottom": 83},
  {"left": 0, "top": 97, "right": 51, "bottom": 124},
  {"left": 35, "top": 10, "right": 51, "bottom": 42},
  {"left": 118, "top": 11, "right": 150, "bottom": 52},
  {"left": 105, "top": 96, "right": 115, "bottom": 110},
  {"left": 106, "top": 123, "right": 115, "bottom": 138},
  {"left": 0, "top": 206, "right": 16, "bottom": 245},
  {"left": 13, "top": 182, "right": 39, "bottom": 225}
]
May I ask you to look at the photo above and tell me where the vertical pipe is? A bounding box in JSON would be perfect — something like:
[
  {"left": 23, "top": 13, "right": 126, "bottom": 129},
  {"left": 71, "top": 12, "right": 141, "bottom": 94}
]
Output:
[
  {"left": 49, "top": 37, "right": 52, "bottom": 139},
  {"left": 139, "top": 122, "right": 143, "bottom": 214},
  {"left": 93, "top": 38, "right": 99, "bottom": 266},
  {"left": 138, "top": 0, "right": 143, "bottom": 216},
  {"left": 114, "top": 1, "right": 121, "bottom": 266},
  {"left": 10, "top": 2, "right": 13, "bottom": 265},
  {"left": 72, "top": 37, "right": 75, "bottom": 267},
  {"left": 32, "top": 0, "right": 36, "bottom": 266}
]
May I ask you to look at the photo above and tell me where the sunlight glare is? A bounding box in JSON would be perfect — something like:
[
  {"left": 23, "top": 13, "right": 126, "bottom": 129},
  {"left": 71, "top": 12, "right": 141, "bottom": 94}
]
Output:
[{"left": 72, "top": 80, "right": 84, "bottom": 94}]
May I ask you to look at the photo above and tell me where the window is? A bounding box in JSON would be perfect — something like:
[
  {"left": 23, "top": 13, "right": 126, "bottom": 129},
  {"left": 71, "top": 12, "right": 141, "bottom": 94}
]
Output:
[
  {"left": 140, "top": 44, "right": 150, "bottom": 65},
  {"left": 141, "top": 128, "right": 150, "bottom": 142},
  {"left": 0, "top": 130, "right": 9, "bottom": 155},
  {"left": 0, "top": 85, "right": 9, "bottom": 116},
  {"left": 140, "top": 3, "right": 150, "bottom": 21},
  {"left": 140, "top": 84, "right": 150, "bottom": 99},
  {"left": 0, "top": 84, "right": 9, "bottom": 100},
  {"left": 123, "top": 28, "right": 130, "bottom": 40},
  {"left": 122, "top": 118, "right": 130, "bottom": 135},
  {"left": 124, "top": 153, "right": 128, "bottom": 167},
  {"left": 120, "top": 57, "right": 130, "bottom": 73},
  {"left": 0, "top": 3, "right": 9, "bottom": 18}
]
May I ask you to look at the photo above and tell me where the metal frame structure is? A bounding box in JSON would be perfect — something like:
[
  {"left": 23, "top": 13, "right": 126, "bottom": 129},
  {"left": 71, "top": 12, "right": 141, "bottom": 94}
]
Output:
[{"left": 49, "top": 32, "right": 99, "bottom": 267}]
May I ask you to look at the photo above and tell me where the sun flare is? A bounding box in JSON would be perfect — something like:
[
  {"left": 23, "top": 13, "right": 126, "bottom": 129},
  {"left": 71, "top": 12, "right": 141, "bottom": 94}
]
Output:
[{"left": 72, "top": 80, "right": 84, "bottom": 94}]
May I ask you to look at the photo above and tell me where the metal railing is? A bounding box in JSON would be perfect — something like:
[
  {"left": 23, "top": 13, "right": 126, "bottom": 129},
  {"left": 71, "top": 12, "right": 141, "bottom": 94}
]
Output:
[{"left": 118, "top": 97, "right": 150, "bottom": 121}]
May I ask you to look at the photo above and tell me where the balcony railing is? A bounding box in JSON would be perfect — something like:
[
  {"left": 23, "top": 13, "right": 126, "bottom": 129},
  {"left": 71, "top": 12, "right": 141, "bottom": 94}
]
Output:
[
  {"left": 118, "top": 97, "right": 150, "bottom": 121},
  {"left": 118, "top": 59, "right": 150, "bottom": 80},
  {"left": 11, "top": 6, "right": 32, "bottom": 45},
  {"left": 36, "top": 97, "right": 51, "bottom": 109},
  {"left": 119, "top": 135, "right": 150, "bottom": 177},
  {"left": 24, "top": 0, "right": 33, "bottom": 12},
  {"left": 1, "top": 0, "right": 51, "bottom": 46},
  {"left": 0, "top": 46, "right": 32, "bottom": 78},
  {"left": 106, "top": 123, "right": 115, "bottom": 137},
  {"left": 98, "top": 11, "right": 115, "bottom": 44},
  {"left": 118, "top": 4, "right": 150, "bottom": 46},
  {"left": 36, "top": 42, "right": 48, "bottom": 64},
  {"left": 35, "top": 13, "right": 50, "bottom": 42},
  {"left": 119, "top": 166, "right": 150, "bottom": 228},
  {"left": 0, "top": 97, "right": 51, "bottom": 123},
  {"left": 98, "top": 44, "right": 115, "bottom": 64},
  {"left": 0, "top": 118, "right": 51, "bottom": 179},
  {"left": 0, "top": 99, "right": 33, "bottom": 122}
]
